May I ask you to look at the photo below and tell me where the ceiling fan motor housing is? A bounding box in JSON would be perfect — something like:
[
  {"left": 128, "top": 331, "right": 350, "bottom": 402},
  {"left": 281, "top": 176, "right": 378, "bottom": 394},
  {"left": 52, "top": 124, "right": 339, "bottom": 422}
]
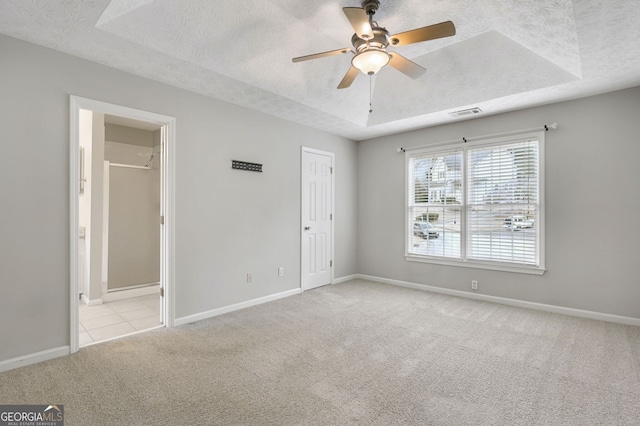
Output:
[{"left": 351, "top": 27, "right": 390, "bottom": 52}]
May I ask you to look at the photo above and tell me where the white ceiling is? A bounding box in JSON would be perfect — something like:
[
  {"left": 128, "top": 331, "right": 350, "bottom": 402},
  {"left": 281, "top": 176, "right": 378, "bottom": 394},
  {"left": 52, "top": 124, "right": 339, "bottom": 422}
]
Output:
[{"left": 1, "top": 0, "right": 639, "bottom": 140}]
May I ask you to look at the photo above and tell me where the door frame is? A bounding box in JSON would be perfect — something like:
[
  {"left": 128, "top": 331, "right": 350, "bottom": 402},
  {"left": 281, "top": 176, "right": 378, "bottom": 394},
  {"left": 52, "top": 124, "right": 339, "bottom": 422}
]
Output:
[
  {"left": 69, "top": 95, "right": 176, "bottom": 353},
  {"left": 300, "top": 147, "right": 335, "bottom": 291}
]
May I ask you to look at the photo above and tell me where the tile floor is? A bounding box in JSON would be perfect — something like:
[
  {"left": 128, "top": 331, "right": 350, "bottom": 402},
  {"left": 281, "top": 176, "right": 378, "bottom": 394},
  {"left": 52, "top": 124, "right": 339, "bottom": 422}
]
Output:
[{"left": 79, "top": 294, "right": 161, "bottom": 346}]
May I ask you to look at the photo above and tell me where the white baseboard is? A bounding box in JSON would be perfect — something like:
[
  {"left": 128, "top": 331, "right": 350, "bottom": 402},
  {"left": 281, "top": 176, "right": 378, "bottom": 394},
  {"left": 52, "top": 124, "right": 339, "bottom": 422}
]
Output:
[
  {"left": 354, "top": 274, "right": 640, "bottom": 327},
  {"left": 80, "top": 294, "right": 103, "bottom": 306},
  {"left": 174, "top": 288, "right": 302, "bottom": 327},
  {"left": 102, "top": 284, "right": 159, "bottom": 302},
  {"left": 333, "top": 274, "right": 359, "bottom": 285},
  {"left": 0, "top": 346, "right": 69, "bottom": 373}
]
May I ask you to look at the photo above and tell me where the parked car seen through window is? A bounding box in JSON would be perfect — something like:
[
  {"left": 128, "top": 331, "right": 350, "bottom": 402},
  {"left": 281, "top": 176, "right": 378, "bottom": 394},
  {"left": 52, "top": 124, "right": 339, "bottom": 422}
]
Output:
[{"left": 413, "top": 222, "right": 440, "bottom": 239}]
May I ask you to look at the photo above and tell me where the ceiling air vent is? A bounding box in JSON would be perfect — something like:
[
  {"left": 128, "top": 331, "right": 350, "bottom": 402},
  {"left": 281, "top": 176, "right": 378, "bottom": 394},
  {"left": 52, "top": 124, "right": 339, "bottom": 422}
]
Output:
[{"left": 449, "top": 107, "right": 482, "bottom": 117}]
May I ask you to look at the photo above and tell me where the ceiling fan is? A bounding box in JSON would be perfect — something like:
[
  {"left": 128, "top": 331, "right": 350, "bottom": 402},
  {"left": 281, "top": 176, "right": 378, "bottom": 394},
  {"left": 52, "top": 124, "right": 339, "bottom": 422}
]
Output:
[{"left": 292, "top": 0, "right": 456, "bottom": 89}]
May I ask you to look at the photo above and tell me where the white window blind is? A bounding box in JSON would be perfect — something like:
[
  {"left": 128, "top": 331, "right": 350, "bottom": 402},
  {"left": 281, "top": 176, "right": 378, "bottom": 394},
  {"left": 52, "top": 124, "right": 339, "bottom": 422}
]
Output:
[
  {"left": 408, "top": 149, "right": 462, "bottom": 259},
  {"left": 467, "top": 139, "right": 539, "bottom": 265},
  {"left": 406, "top": 132, "right": 544, "bottom": 273}
]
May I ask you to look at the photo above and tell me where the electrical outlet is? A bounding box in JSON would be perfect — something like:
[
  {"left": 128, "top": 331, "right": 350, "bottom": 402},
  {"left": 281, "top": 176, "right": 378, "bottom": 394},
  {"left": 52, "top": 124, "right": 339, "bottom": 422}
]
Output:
[
  {"left": 247, "top": 273, "right": 252, "bottom": 284},
  {"left": 278, "top": 267, "right": 284, "bottom": 277},
  {"left": 471, "top": 280, "right": 478, "bottom": 290}
]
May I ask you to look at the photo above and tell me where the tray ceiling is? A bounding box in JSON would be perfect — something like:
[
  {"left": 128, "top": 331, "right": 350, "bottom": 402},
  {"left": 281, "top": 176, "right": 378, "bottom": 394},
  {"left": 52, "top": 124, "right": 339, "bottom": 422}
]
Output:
[{"left": 1, "top": 0, "right": 639, "bottom": 140}]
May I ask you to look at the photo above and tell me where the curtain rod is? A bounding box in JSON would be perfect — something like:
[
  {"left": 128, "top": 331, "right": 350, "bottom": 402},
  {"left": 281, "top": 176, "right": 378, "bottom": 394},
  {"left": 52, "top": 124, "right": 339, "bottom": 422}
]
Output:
[{"left": 397, "top": 122, "right": 558, "bottom": 153}]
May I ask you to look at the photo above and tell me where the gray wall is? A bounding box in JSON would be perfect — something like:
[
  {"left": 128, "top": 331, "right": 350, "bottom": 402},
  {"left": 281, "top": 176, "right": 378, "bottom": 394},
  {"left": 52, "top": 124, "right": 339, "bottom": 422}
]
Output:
[
  {"left": 0, "top": 34, "right": 358, "bottom": 362},
  {"left": 2, "top": 30, "right": 639, "bottom": 365},
  {"left": 357, "top": 87, "right": 640, "bottom": 319}
]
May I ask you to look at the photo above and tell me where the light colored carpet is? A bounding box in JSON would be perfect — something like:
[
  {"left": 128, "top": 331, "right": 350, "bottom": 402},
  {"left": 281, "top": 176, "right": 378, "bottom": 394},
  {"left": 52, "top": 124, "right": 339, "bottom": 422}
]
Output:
[{"left": 1, "top": 279, "right": 639, "bottom": 425}]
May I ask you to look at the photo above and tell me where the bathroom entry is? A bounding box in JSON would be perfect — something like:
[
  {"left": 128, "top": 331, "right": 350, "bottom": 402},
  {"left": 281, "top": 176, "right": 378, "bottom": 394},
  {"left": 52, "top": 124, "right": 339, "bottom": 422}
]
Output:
[{"left": 72, "top": 98, "right": 174, "bottom": 351}]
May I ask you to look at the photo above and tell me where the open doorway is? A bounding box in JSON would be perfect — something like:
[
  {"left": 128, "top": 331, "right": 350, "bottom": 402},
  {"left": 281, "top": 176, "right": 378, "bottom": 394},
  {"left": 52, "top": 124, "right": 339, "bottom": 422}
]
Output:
[{"left": 69, "top": 96, "right": 175, "bottom": 353}]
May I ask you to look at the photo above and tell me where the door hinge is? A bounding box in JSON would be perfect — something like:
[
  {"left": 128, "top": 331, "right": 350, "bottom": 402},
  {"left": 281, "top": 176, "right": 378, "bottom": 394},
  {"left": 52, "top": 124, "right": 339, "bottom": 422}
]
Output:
[
  {"left": 330, "top": 167, "right": 333, "bottom": 174},
  {"left": 330, "top": 260, "right": 333, "bottom": 267},
  {"left": 160, "top": 287, "right": 164, "bottom": 297},
  {"left": 160, "top": 215, "right": 165, "bottom": 225},
  {"left": 330, "top": 213, "right": 333, "bottom": 220}
]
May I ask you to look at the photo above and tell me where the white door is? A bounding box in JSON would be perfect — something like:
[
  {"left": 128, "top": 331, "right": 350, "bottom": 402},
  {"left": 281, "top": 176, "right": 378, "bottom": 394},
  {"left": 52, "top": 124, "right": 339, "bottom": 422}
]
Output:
[{"left": 301, "top": 148, "right": 334, "bottom": 291}]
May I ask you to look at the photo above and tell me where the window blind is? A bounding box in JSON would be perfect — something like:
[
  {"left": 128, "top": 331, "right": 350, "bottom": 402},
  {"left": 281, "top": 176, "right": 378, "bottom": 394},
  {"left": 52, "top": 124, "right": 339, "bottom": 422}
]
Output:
[
  {"left": 406, "top": 133, "right": 543, "bottom": 271},
  {"left": 466, "top": 139, "right": 539, "bottom": 265},
  {"left": 408, "top": 149, "right": 462, "bottom": 259}
]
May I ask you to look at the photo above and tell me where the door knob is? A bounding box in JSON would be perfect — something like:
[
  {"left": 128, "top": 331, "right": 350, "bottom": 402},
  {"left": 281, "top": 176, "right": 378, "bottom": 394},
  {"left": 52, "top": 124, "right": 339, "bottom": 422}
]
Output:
[{"left": 304, "top": 226, "right": 311, "bottom": 231}]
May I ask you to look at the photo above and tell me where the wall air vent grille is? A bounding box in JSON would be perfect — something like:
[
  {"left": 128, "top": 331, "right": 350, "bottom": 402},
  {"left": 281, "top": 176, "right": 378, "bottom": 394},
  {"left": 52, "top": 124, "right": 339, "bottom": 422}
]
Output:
[{"left": 232, "top": 160, "right": 263, "bottom": 172}]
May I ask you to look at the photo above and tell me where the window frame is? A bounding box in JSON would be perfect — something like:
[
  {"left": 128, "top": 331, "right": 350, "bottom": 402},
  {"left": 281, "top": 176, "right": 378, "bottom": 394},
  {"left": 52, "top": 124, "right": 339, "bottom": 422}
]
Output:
[{"left": 404, "top": 131, "right": 546, "bottom": 275}]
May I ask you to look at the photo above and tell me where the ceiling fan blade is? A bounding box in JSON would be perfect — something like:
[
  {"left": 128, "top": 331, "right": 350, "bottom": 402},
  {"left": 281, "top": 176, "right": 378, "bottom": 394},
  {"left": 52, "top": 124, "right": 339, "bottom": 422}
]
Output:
[
  {"left": 338, "top": 66, "right": 360, "bottom": 89},
  {"left": 292, "top": 47, "right": 351, "bottom": 63},
  {"left": 388, "top": 53, "right": 426, "bottom": 79},
  {"left": 390, "top": 21, "right": 456, "bottom": 46},
  {"left": 343, "top": 7, "right": 373, "bottom": 39}
]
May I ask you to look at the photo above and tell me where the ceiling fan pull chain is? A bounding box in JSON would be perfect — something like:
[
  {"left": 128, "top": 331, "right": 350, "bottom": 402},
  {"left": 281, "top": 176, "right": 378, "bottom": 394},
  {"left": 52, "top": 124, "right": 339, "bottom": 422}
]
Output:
[{"left": 369, "top": 74, "right": 374, "bottom": 113}]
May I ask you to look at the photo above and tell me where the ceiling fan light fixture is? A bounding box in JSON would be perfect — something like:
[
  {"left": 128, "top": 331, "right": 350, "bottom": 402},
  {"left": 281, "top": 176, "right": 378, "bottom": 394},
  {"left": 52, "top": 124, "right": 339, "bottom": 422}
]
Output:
[
  {"left": 291, "top": 1, "right": 457, "bottom": 89},
  {"left": 352, "top": 49, "right": 390, "bottom": 75}
]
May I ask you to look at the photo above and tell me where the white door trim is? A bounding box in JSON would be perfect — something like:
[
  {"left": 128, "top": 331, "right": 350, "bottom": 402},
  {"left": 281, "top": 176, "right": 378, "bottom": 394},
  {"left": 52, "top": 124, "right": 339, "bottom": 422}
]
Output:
[
  {"left": 300, "top": 147, "right": 335, "bottom": 291},
  {"left": 69, "top": 95, "right": 176, "bottom": 354}
]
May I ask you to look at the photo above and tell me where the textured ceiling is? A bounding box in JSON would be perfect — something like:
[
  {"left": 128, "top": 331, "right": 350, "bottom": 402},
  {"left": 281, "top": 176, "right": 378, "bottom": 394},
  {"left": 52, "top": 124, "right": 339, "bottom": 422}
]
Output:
[{"left": 1, "top": 0, "right": 639, "bottom": 140}]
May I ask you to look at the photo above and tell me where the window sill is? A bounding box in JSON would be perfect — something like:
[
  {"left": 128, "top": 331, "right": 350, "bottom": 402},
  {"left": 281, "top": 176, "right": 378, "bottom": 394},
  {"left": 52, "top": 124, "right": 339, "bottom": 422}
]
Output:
[{"left": 404, "top": 255, "right": 546, "bottom": 275}]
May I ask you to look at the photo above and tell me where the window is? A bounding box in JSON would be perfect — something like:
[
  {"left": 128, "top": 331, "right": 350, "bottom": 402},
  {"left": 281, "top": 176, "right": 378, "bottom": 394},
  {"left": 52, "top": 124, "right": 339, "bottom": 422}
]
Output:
[{"left": 406, "top": 131, "right": 545, "bottom": 274}]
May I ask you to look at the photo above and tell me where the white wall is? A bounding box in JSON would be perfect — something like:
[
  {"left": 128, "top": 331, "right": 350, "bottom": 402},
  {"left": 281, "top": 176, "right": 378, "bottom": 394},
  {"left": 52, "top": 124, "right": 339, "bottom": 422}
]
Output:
[
  {"left": 78, "top": 109, "right": 92, "bottom": 295},
  {"left": 78, "top": 109, "right": 107, "bottom": 303},
  {"left": 0, "top": 34, "right": 358, "bottom": 362},
  {"left": 357, "top": 87, "right": 640, "bottom": 319},
  {"left": 89, "top": 111, "right": 105, "bottom": 303}
]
